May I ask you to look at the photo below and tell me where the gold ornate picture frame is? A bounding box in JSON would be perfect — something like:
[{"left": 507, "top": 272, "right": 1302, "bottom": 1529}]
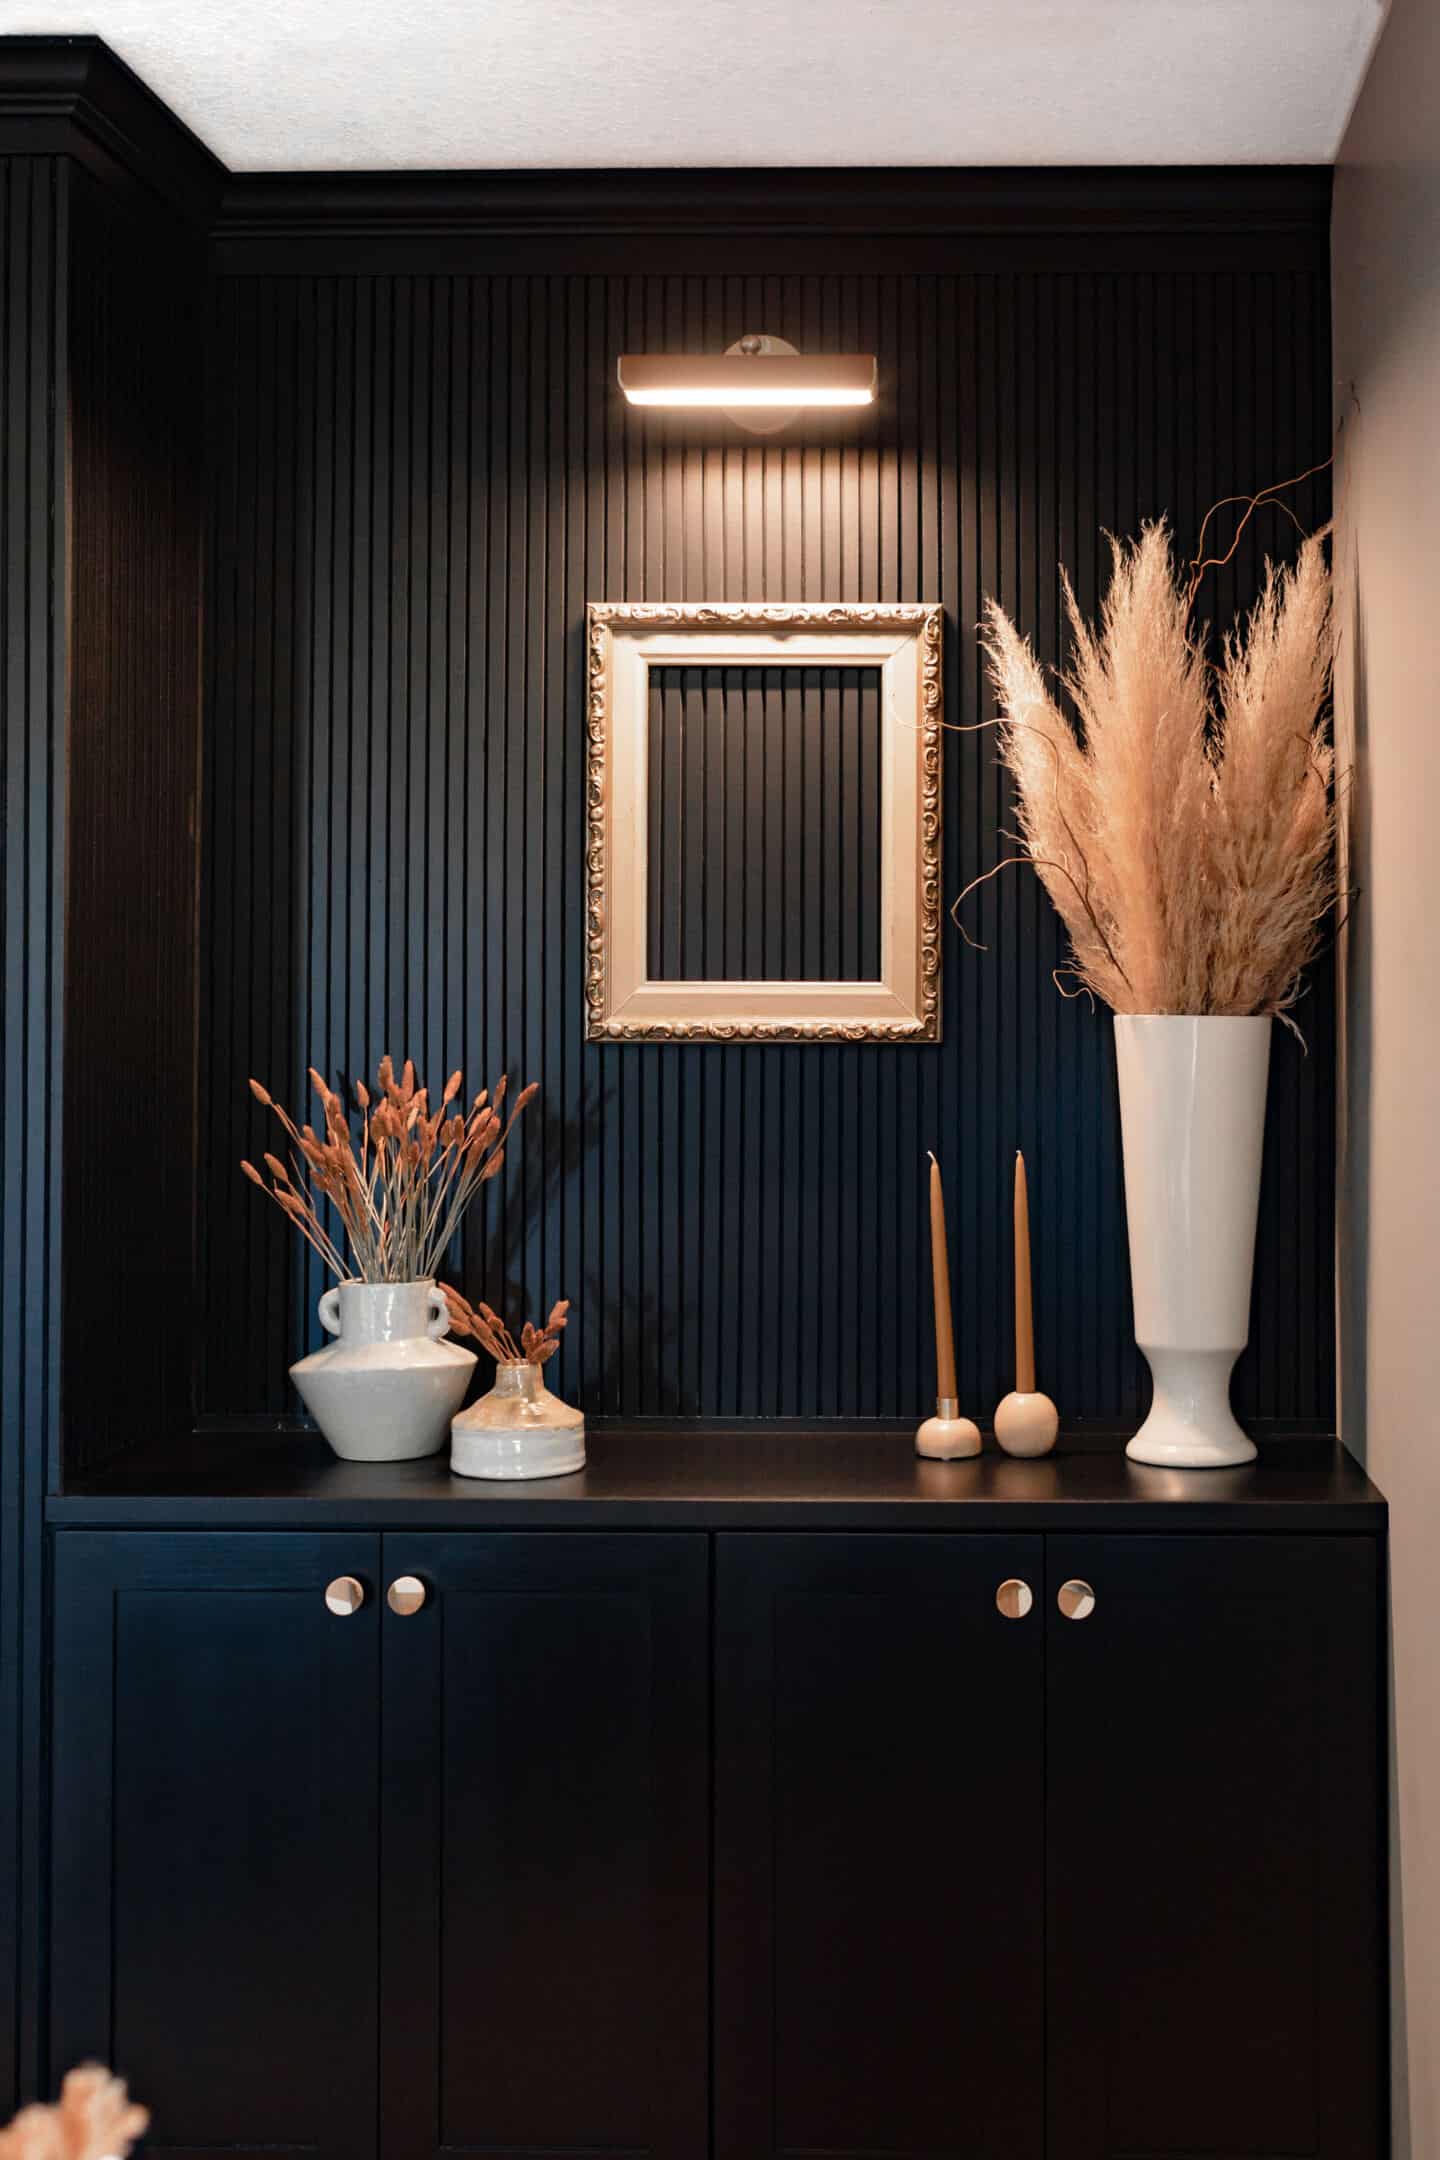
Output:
[{"left": 585, "top": 602, "right": 943, "bottom": 1043}]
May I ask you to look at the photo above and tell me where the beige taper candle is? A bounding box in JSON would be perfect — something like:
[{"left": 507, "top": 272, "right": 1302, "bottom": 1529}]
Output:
[
  {"left": 993, "top": 1146, "right": 1057, "bottom": 1457},
  {"left": 1014, "top": 1149, "right": 1036, "bottom": 1393},
  {"left": 916, "top": 1153, "right": 980, "bottom": 1458},
  {"left": 928, "top": 1151, "right": 958, "bottom": 1402}
]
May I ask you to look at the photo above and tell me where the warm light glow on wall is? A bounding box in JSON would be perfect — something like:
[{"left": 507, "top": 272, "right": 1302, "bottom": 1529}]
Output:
[{"left": 617, "top": 346, "right": 877, "bottom": 412}]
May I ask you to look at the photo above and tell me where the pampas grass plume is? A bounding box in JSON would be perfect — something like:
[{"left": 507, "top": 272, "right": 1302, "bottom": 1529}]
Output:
[{"left": 980, "top": 520, "right": 1338, "bottom": 1018}]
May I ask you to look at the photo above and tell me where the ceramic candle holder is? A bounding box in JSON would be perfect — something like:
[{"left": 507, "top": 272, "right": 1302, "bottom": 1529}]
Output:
[
  {"left": 916, "top": 1401, "right": 983, "bottom": 1460},
  {"left": 993, "top": 1389, "right": 1059, "bottom": 1458}
]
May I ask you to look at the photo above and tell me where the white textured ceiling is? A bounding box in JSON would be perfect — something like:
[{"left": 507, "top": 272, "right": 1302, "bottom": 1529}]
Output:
[{"left": 6, "top": 0, "right": 1387, "bottom": 170}]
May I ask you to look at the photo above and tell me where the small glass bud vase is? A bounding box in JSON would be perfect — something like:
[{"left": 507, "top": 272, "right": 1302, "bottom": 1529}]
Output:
[{"left": 450, "top": 1359, "right": 586, "bottom": 1481}]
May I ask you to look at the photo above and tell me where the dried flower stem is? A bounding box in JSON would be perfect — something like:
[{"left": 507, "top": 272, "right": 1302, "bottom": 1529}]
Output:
[{"left": 1184, "top": 457, "right": 1333, "bottom": 611}]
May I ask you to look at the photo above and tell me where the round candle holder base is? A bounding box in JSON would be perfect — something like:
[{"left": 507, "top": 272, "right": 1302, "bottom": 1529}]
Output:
[
  {"left": 994, "top": 1389, "right": 1059, "bottom": 1458},
  {"left": 916, "top": 1401, "right": 983, "bottom": 1460}
]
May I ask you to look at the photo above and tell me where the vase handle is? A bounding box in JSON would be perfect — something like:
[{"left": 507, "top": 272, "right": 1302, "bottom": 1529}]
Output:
[
  {"left": 426, "top": 1286, "right": 450, "bottom": 1340},
  {"left": 318, "top": 1287, "right": 343, "bottom": 1337}
]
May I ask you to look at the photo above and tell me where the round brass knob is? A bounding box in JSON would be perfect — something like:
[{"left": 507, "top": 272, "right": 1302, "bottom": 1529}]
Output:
[
  {"left": 387, "top": 1575, "right": 428, "bottom": 1617},
  {"left": 995, "top": 1579, "right": 1033, "bottom": 1620},
  {"left": 324, "top": 1575, "right": 366, "bottom": 1617},
  {"left": 1058, "top": 1578, "right": 1096, "bottom": 1621}
]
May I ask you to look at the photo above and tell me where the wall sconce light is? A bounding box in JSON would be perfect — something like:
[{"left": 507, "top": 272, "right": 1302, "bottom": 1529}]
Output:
[{"left": 617, "top": 333, "right": 876, "bottom": 433}]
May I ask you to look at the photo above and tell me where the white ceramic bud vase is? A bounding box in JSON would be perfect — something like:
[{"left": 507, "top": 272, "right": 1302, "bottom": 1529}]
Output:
[
  {"left": 290, "top": 1279, "right": 475, "bottom": 1463},
  {"left": 1114, "top": 1014, "right": 1271, "bottom": 1468},
  {"left": 450, "top": 1360, "right": 586, "bottom": 1480}
]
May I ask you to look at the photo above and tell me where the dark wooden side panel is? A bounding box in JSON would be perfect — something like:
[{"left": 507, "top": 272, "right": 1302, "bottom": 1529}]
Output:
[
  {"left": 1046, "top": 1532, "right": 1383, "bottom": 2160},
  {"left": 715, "top": 1531, "right": 1045, "bottom": 2160},
  {"left": 50, "top": 1531, "right": 382, "bottom": 2160},
  {"left": 62, "top": 165, "right": 205, "bottom": 1475},
  {"left": 379, "top": 1530, "right": 709, "bottom": 2160},
  {"left": 0, "top": 150, "right": 67, "bottom": 2114}
]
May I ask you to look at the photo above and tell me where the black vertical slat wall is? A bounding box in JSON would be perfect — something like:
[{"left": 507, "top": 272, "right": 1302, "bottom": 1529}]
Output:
[
  {"left": 646, "top": 666, "right": 883, "bottom": 984},
  {"left": 203, "top": 260, "right": 1335, "bottom": 1426},
  {"left": 0, "top": 154, "right": 66, "bottom": 2110}
]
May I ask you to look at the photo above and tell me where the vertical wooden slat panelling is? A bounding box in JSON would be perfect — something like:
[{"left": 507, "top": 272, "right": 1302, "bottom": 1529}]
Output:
[
  {"left": 0, "top": 152, "right": 65, "bottom": 2111},
  {"left": 63, "top": 167, "right": 204, "bottom": 1474},
  {"left": 201, "top": 259, "right": 1336, "bottom": 1427},
  {"left": 645, "top": 665, "right": 882, "bottom": 983}
]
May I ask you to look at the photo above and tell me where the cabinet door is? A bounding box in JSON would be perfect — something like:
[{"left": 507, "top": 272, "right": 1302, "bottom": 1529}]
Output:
[
  {"left": 379, "top": 1532, "right": 709, "bottom": 2160},
  {"left": 1046, "top": 1533, "right": 1382, "bottom": 2160},
  {"left": 51, "top": 1531, "right": 382, "bottom": 2160},
  {"left": 715, "top": 1532, "right": 1046, "bottom": 2160}
]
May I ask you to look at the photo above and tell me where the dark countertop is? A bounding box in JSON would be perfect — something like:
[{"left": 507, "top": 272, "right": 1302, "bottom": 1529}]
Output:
[{"left": 47, "top": 1424, "right": 1387, "bottom": 1532}]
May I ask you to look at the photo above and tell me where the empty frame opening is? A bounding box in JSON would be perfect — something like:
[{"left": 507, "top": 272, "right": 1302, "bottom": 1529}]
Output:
[{"left": 645, "top": 665, "right": 883, "bottom": 982}]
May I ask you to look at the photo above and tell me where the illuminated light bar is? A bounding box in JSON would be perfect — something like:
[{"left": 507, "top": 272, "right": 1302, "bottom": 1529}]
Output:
[{"left": 617, "top": 352, "right": 877, "bottom": 408}]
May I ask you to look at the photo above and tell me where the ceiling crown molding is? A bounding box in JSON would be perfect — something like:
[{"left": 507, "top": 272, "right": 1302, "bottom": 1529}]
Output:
[
  {"left": 215, "top": 164, "right": 1332, "bottom": 240},
  {"left": 211, "top": 164, "right": 1331, "bottom": 276},
  {"left": 0, "top": 35, "right": 224, "bottom": 222}
]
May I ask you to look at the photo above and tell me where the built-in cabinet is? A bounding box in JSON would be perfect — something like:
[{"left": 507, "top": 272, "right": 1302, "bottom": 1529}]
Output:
[
  {"left": 1044, "top": 1533, "right": 1382, "bottom": 2160},
  {"left": 49, "top": 1521, "right": 1382, "bottom": 2160},
  {"left": 51, "top": 1532, "right": 709, "bottom": 2160},
  {"left": 715, "top": 1532, "right": 1046, "bottom": 2159}
]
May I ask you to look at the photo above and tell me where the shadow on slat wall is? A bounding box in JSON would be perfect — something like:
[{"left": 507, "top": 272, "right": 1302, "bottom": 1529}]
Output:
[{"left": 202, "top": 265, "right": 1333, "bottom": 1424}]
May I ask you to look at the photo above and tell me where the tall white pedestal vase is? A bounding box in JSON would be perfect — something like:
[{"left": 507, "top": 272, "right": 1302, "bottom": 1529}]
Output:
[{"left": 1114, "top": 1015, "right": 1272, "bottom": 1468}]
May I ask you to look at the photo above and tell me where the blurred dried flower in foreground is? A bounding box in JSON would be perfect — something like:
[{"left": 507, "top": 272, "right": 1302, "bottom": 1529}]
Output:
[{"left": 0, "top": 2065, "right": 147, "bottom": 2160}]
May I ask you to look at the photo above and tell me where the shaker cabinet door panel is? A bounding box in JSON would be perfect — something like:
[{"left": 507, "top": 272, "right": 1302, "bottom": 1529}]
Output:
[
  {"left": 50, "top": 1531, "right": 383, "bottom": 2160},
  {"left": 378, "top": 1531, "right": 709, "bottom": 2160},
  {"left": 1045, "top": 1533, "right": 1383, "bottom": 2160},
  {"left": 714, "top": 1532, "right": 1046, "bottom": 2160}
]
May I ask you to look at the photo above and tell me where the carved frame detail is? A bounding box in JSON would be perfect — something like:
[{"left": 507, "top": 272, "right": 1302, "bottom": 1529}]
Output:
[{"left": 585, "top": 602, "right": 943, "bottom": 1045}]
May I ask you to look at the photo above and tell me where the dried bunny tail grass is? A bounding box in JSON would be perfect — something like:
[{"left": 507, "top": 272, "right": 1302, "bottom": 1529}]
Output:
[
  {"left": 980, "top": 517, "right": 1340, "bottom": 1018},
  {"left": 441, "top": 1283, "right": 512, "bottom": 1360},
  {"left": 242, "top": 1059, "right": 538, "bottom": 1283},
  {"left": 446, "top": 1287, "right": 570, "bottom": 1368}
]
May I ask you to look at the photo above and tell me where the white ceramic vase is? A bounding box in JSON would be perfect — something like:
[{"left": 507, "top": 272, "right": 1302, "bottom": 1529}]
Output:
[
  {"left": 450, "top": 1359, "right": 586, "bottom": 1481},
  {"left": 290, "top": 1279, "right": 475, "bottom": 1463},
  {"left": 1114, "top": 1014, "right": 1271, "bottom": 1468}
]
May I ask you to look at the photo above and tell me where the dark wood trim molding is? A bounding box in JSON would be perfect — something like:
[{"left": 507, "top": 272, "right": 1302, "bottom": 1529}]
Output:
[
  {"left": 0, "top": 35, "right": 223, "bottom": 221},
  {"left": 212, "top": 163, "right": 1333, "bottom": 274},
  {"left": 214, "top": 164, "right": 1332, "bottom": 238}
]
